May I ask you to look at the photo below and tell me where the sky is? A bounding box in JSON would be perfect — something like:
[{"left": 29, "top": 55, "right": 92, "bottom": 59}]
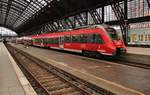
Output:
[{"left": 0, "top": 27, "right": 17, "bottom": 36}]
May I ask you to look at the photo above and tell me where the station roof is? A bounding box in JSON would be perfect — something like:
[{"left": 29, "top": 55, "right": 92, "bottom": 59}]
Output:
[{"left": 0, "top": 0, "right": 123, "bottom": 34}]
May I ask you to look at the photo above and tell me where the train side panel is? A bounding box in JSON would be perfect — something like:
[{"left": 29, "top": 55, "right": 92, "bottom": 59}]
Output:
[{"left": 31, "top": 26, "right": 126, "bottom": 56}]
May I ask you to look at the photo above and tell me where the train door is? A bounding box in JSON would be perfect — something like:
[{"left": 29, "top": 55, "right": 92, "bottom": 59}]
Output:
[
  {"left": 88, "top": 34, "right": 99, "bottom": 50},
  {"left": 59, "top": 36, "right": 64, "bottom": 49}
]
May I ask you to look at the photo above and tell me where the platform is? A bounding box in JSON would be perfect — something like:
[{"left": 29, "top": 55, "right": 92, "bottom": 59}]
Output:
[
  {"left": 10, "top": 43, "right": 150, "bottom": 95},
  {"left": 127, "top": 47, "right": 150, "bottom": 55},
  {"left": 0, "top": 42, "right": 36, "bottom": 95},
  {"left": 120, "top": 47, "right": 150, "bottom": 65}
]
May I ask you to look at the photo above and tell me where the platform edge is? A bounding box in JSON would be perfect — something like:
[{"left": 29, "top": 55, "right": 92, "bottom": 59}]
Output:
[{"left": 3, "top": 43, "right": 37, "bottom": 95}]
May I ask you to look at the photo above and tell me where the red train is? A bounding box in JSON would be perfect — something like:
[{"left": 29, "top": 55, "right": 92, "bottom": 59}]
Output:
[{"left": 29, "top": 25, "right": 126, "bottom": 56}]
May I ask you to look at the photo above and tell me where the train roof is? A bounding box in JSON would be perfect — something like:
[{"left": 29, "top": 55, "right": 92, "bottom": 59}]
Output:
[
  {"left": 17, "top": 36, "right": 32, "bottom": 40},
  {"left": 31, "top": 24, "right": 114, "bottom": 38},
  {"left": 74, "top": 24, "right": 109, "bottom": 30}
]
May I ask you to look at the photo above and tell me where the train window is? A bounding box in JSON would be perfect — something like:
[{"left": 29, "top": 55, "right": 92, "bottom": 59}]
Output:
[
  {"left": 87, "top": 34, "right": 94, "bottom": 43},
  {"left": 148, "top": 34, "right": 150, "bottom": 41},
  {"left": 46, "top": 38, "right": 50, "bottom": 44},
  {"left": 33, "top": 39, "right": 35, "bottom": 42},
  {"left": 39, "top": 39, "right": 42, "bottom": 42},
  {"left": 52, "top": 38, "right": 54, "bottom": 44},
  {"left": 36, "top": 39, "right": 39, "bottom": 43},
  {"left": 35, "top": 39, "right": 41, "bottom": 43},
  {"left": 141, "top": 35, "right": 143, "bottom": 41},
  {"left": 94, "top": 34, "right": 104, "bottom": 44},
  {"left": 64, "top": 35, "right": 71, "bottom": 43},
  {"left": 47, "top": 38, "right": 52, "bottom": 44},
  {"left": 32, "top": 39, "right": 35, "bottom": 43},
  {"left": 87, "top": 34, "right": 103, "bottom": 44},
  {"left": 145, "top": 35, "right": 147, "bottom": 41},
  {"left": 43, "top": 38, "right": 47, "bottom": 44},
  {"left": 47, "top": 38, "right": 49, "bottom": 44},
  {"left": 38, "top": 39, "right": 41, "bottom": 42},
  {"left": 72, "top": 35, "right": 79, "bottom": 43},
  {"left": 138, "top": 35, "right": 140, "bottom": 41},
  {"left": 41, "top": 39, "right": 44, "bottom": 43},
  {"left": 80, "top": 34, "right": 88, "bottom": 43},
  {"left": 57, "top": 38, "right": 59, "bottom": 44},
  {"left": 46, "top": 37, "right": 59, "bottom": 44},
  {"left": 105, "top": 28, "right": 120, "bottom": 40},
  {"left": 54, "top": 38, "right": 59, "bottom": 44},
  {"left": 34, "top": 39, "right": 36, "bottom": 43},
  {"left": 42, "top": 39, "right": 44, "bottom": 42},
  {"left": 42, "top": 39, "right": 45, "bottom": 44},
  {"left": 52, "top": 38, "right": 55, "bottom": 44}
]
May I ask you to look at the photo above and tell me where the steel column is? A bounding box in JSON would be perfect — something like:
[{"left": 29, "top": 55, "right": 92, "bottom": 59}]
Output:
[
  {"left": 124, "top": 0, "right": 128, "bottom": 44},
  {"left": 147, "top": 0, "right": 150, "bottom": 8},
  {"left": 102, "top": 7, "right": 104, "bottom": 23},
  {"left": 111, "top": 1, "right": 128, "bottom": 45},
  {"left": 89, "top": 9, "right": 103, "bottom": 24}
]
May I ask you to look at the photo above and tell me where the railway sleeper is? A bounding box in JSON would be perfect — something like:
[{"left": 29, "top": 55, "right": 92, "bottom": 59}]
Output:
[
  {"left": 50, "top": 87, "right": 77, "bottom": 95},
  {"left": 36, "top": 76, "right": 55, "bottom": 80},
  {"left": 65, "top": 91, "right": 82, "bottom": 95},
  {"left": 46, "top": 83, "right": 70, "bottom": 91},
  {"left": 35, "top": 74, "right": 55, "bottom": 78},
  {"left": 33, "top": 70, "right": 49, "bottom": 73},
  {"left": 37, "top": 76, "right": 58, "bottom": 81},
  {"left": 39, "top": 78, "right": 60, "bottom": 83},
  {"left": 6, "top": 45, "right": 116, "bottom": 95},
  {"left": 42, "top": 81, "right": 64, "bottom": 87}
]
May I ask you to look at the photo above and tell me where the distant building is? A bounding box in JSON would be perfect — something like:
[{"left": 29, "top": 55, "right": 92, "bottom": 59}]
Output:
[{"left": 129, "top": 22, "right": 150, "bottom": 45}]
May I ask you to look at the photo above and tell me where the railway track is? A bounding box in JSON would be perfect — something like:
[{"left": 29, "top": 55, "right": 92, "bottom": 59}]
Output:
[
  {"left": 41, "top": 46, "right": 150, "bottom": 70},
  {"left": 6, "top": 44, "right": 115, "bottom": 95},
  {"left": 114, "top": 59, "right": 150, "bottom": 70},
  {"left": 50, "top": 47, "right": 150, "bottom": 70}
]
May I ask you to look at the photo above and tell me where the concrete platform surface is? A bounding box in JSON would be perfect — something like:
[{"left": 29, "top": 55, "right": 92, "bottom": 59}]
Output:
[
  {"left": 120, "top": 47, "right": 150, "bottom": 65},
  {"left": 10, "top": 43, "right": 150, "bottom": 95},
  {"left": 0, "top": 42, "right": 25, "bottom": 95},
  {"left": 127, "top": 47, "right": 150, "bottom": 55},
  {"left": 0, "top": 42, "right": 37, "bottom": 95}
]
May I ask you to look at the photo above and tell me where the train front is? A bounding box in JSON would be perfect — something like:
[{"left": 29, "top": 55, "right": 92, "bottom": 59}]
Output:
[{"left": 105, "top": 27, "right": 127, "bottom": 56}]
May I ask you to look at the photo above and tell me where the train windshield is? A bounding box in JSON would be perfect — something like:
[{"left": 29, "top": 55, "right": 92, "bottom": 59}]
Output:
[{"left": 105, "top": 28, "right": 120, "bottom": 40}]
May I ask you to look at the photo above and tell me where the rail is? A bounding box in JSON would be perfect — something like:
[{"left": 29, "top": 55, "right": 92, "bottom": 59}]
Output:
[{"left": 6, "top": 44, "right": 115, "bottom": 95}]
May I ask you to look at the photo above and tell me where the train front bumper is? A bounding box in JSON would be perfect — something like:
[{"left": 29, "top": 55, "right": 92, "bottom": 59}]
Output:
[{"left": 117, "top": 48, "right": 126, "bottom": 55}]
